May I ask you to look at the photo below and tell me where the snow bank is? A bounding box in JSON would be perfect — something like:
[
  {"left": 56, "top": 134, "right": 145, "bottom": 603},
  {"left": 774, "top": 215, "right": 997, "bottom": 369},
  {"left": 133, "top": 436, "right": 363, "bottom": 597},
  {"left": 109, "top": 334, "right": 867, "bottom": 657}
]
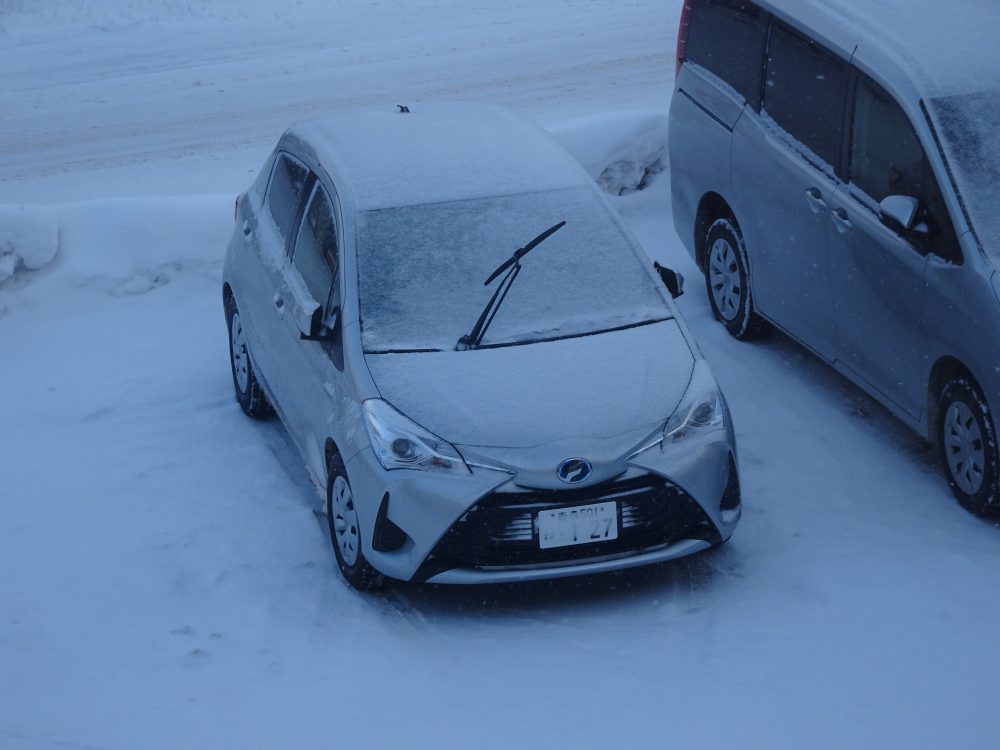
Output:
[
  {"left": 0, "top": 195, "right": 231, "bottom": 301},
  {"left": 0, "top": 205, "right": 59, "bottom": 283},
  {"left": 549, "top": 111, "right": 669, "bottom": 196}
]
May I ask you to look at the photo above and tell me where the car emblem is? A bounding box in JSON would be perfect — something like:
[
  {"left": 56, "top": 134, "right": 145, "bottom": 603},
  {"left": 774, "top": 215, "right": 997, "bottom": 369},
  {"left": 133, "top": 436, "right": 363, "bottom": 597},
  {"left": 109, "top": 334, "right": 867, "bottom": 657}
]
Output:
[{"left": 557, "top": 458, "right": 593, "bottom": 484}]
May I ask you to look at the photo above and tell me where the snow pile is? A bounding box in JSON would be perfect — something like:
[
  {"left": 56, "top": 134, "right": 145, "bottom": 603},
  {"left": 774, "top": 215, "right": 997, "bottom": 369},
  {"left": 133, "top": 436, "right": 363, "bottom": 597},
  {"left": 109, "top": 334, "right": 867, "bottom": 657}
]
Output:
[
  {"left": 0, "top": 205, "right": 59, "bottom": 283},
  {"left": 549, "top": 111, "right": 669, "bottom": 196}
]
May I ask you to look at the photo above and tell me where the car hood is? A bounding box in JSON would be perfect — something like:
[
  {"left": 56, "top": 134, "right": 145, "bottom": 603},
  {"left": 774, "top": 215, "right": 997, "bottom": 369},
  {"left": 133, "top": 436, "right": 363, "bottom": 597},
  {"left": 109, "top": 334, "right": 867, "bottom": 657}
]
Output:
[{"left": 364, "top": 320, "right": 695, "bottom": 451}]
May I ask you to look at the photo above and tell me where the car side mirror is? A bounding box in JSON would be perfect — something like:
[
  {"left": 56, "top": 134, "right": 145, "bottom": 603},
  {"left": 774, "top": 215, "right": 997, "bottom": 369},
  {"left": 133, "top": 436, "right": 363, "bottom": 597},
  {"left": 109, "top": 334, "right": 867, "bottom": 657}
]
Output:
[
  {"left": 879, "top": 195, "right": 921, "bottom": 233},
  {"left": 299, "top": 304, "right": 339, "bottom": 343},
  {"left": 653, "top": 261, "right": 685, "bottom": 299}
]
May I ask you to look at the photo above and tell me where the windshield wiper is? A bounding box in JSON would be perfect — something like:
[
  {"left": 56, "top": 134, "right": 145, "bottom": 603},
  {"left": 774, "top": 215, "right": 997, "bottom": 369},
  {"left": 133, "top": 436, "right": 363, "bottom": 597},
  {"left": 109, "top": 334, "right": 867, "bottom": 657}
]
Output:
[{"left": 456, "top": 220, "right": 566, "bottom": 351}]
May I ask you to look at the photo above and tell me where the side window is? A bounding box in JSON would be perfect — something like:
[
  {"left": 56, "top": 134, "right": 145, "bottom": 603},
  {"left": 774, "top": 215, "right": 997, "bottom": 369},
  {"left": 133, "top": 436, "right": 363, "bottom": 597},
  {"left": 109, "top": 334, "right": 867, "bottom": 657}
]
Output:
[
  {"left": 686, "top": 0, "right": 767, "bottom": 104},
  {"left": 292, "top": 183, "right": 338, "bottom": 306},
  {"left": 850, "top": 76, "right": 961, "bottom": 260},
  {"left": 850, "top": 77, "right": 923, "bottom": 203},
  {"left": 763, "top": 22, "right": 848, "bottom": 171},
  {"left": 265, "top": 153, "right": 310, "bottom": 245}
]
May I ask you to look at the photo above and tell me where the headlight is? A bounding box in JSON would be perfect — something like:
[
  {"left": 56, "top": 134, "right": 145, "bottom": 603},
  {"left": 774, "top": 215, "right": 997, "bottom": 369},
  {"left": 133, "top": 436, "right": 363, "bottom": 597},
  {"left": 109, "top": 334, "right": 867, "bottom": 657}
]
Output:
[
  {"left": 363, "top": 399, "right": 470, "bottom": 475},
  {"left": 662, "top": 360, "right": 726, "bottom": 445}
]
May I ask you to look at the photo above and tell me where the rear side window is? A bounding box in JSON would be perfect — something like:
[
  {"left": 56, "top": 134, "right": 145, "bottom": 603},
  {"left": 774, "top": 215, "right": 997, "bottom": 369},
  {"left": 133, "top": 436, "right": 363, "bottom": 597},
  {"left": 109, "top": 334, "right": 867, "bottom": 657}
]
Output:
[
  {"left": 266, "top": 153, "right": 310, "bottom": 246},
  {"left": 292, "top": 183, "right": 337, "bottom": 306},
  {"left": 686, "top": 0, "right": 767, "bottom": 103},
  {"left": 763, "top": 23, "right": 848, "bottom": 170}
]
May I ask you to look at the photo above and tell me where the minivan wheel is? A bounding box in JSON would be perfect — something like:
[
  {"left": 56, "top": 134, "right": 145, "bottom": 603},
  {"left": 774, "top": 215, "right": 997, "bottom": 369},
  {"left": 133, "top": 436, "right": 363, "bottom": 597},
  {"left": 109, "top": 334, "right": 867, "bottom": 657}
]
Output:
[
  {"left": 225, "top": 297, "right": 272, "bottom": 419},
  {"left": 938, "top": 377, "right": 1000, "bottom": 517},
  {"left": 704, "top": 219, "right": 769, "bottom": 340},
  {"left": 326, "top": 454, "right": 383, "bottom": 591}
]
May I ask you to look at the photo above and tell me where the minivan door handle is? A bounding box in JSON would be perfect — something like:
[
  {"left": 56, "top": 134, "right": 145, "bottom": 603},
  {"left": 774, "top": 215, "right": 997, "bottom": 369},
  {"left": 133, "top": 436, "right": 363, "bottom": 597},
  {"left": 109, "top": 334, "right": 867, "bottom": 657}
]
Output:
[
  {"left": 831, "top": 208, "right": 854, "bottom": 234},
  {"left": 804, "top": 188, "right": 828, "bottom": 214}
]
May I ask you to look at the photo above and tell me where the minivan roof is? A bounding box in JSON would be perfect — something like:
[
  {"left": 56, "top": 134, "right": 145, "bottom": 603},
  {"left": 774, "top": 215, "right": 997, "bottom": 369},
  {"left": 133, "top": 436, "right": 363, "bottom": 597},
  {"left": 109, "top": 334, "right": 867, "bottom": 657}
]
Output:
[
  {"left": 287, "top": 103, "right": 590, "bottom": 212},
  {"left": 762, "top": 0, "right": 999, "bottom": 99}
]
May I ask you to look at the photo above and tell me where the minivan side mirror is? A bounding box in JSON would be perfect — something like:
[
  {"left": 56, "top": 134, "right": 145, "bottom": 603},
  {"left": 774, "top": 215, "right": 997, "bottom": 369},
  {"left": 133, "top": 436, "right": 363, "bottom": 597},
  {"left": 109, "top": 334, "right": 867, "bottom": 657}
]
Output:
[
  {"left": 879, "top": 195, "right": 921, "bottom": 233},
  {"left": 654, "top": 261, "right": 685, "bottom": 299}
]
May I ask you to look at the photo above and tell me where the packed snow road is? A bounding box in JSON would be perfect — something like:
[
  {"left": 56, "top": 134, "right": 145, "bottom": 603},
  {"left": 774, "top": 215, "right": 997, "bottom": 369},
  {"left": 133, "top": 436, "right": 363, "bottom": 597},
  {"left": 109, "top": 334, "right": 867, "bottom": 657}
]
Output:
[{"left": 2, "top": 2, "right": 999, "bottom": 749}]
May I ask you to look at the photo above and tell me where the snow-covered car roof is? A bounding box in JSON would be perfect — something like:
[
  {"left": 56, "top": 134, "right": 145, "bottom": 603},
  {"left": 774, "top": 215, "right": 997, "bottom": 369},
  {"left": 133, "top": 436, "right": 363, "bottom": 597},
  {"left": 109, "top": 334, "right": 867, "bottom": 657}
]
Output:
[
  {"left": 287, "top": 103, "right": 591, "bottom": 212},
  {"left": 763, "top": 0, "right": 999, "bottom": 99}
]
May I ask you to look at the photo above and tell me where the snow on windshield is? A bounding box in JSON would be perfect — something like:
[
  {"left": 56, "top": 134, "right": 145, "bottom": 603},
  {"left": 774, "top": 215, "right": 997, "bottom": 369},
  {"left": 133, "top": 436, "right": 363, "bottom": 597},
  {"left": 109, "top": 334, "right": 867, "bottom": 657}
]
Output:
[
  {"left": 356, "top": 188, "right": 668, "bottom": 352},
  {"left": 929, "top": 91, "right": 1000, "bottom": 256}
]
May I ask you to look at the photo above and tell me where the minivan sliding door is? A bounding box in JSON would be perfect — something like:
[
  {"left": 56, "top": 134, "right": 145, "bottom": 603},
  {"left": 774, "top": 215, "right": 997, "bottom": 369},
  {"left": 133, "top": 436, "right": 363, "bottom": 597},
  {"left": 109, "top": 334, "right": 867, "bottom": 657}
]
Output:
[{"left": 731, "top": 21, "right": 849, "bottom": 362}]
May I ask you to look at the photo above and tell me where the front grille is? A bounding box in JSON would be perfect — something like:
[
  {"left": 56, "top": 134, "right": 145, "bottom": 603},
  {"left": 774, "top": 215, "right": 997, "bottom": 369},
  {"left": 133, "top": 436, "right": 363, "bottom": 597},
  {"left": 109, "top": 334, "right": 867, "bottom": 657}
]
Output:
[{"left": 418, "top": 473, "right": 720, "bottom": 579}]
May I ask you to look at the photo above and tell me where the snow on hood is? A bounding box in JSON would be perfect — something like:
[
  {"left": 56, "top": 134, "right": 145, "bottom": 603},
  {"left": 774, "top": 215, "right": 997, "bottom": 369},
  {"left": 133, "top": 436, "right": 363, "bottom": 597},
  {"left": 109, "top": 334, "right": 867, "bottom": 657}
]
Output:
[{"left": 364, "top": 320, "right": 694, "bottom": 450}]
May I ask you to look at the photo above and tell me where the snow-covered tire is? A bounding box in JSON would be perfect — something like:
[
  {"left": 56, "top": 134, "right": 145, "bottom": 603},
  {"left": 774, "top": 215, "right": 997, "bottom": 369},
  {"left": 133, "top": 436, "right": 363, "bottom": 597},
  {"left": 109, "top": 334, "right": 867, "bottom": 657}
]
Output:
[
  {"left": 327, "top": 453, "right": 383, "bottom": 592},
  {"left": 938, "top": 377, "right": 1000, "bottom": 517},
  {"left": 703, "top": 218, "right": 769, "bottom": 340},
  {"left": 225, "top": 296, "right": 272, "bottom": 419}
]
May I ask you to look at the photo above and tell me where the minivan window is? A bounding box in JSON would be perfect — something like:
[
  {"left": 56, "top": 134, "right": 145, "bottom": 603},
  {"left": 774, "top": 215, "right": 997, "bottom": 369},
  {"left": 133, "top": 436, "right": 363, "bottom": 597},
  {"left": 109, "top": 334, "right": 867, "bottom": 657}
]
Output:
[
  {"left": 850, "top": 76, "right": 924, "bottom": 204},
  {"left": 852, "top": 76, "right": 961, "bottom": 260},
  {"left": 266, "top": 153, "right": 310, "bottom": 246},
  {"left": 292, "top": 183, "right": 337, "bottom": 306},
  {"left": 763, "top": 23, "right": 848, "bottom": 171},
  {"left": 685, "top": 0, "right": 767, "bottom": 104}
]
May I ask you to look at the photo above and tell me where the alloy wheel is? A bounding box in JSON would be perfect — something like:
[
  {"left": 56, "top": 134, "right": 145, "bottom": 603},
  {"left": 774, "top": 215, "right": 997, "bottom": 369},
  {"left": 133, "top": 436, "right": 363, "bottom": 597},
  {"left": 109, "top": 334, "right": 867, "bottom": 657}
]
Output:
[
  {"left": 709, "top": 238, "right": 741, "bottom": 322},
  {"left": 944, "top": 401, "right": 986, "bottom": 495},
  {"left": 331, "top": 476, "right": 360, "bottom": 566}
]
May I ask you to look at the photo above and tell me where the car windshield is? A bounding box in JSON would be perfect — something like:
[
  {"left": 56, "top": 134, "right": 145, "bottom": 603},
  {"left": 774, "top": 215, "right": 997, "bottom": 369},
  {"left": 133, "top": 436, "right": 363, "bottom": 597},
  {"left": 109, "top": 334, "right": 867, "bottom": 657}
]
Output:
[
  {"left": 928, "top": 90, "right": 1000, "bottom": 257},
  {"left": 355, "top": 187, "right": 669, "bottom": 352}
]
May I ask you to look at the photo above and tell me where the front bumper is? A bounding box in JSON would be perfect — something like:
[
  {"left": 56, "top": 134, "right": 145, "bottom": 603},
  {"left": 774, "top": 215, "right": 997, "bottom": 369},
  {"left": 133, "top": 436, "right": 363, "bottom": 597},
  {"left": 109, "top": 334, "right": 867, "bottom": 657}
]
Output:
[{"left": 345, "top": 425, "right": 741, "bottom": 584}]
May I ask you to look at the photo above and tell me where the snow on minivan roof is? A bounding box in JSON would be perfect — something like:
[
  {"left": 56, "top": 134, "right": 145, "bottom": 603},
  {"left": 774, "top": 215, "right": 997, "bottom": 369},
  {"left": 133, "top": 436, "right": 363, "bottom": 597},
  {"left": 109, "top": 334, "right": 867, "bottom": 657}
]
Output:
[
  {"left": 763, "top": 0, "right": 1000, "bottom": 98},
  {"left": 288, "top": 104, "right": 591, "bottom": 212}
]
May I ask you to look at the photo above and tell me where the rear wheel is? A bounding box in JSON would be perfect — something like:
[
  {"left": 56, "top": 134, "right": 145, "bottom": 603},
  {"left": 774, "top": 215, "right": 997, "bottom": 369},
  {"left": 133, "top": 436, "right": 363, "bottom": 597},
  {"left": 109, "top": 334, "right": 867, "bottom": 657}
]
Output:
[
  {"left": 327, "top": 454, "right": 383, "bottom": 591},
  {"left": 225, "top": 296, "right": 272, "bottom": 419},
  {"left": 938, "top": 377, "right": 1000, "bottom": 517},
  {"left": 704, "top": 218, "right": 769, "bottom": 340}
]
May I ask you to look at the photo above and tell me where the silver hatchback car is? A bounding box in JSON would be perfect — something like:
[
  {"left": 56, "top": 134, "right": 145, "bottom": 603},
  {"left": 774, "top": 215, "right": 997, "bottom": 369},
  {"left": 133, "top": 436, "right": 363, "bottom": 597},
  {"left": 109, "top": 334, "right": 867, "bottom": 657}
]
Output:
[
  {"left": 222, "top": 104, "right": 741, "bottom": 589},
  {"left": 670, "top": 0, "right": 1000, "bottom": 516}
]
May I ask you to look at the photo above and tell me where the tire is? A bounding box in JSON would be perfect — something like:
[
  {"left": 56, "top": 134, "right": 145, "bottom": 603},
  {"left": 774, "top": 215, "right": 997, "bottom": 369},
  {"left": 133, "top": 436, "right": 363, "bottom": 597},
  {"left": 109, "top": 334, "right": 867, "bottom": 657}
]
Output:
[
  {"left": 225, "top": 296, "right": 272, "bottom": 419},
  {"left": 703, "top": 218, "right": 770, "bottom": 340},
  {"left": 326, "top": 453, "right": 383, "bottom": 591},
  {"left": 938, "top": 377, "right": 1000, "bottom": 517}
]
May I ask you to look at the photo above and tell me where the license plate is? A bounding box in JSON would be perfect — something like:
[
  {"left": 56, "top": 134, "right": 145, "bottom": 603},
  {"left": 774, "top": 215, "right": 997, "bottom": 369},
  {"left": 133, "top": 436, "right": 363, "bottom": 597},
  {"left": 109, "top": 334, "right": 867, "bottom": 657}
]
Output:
[{"left": 537, "top": 501, "right": 619, "bottom": 550}]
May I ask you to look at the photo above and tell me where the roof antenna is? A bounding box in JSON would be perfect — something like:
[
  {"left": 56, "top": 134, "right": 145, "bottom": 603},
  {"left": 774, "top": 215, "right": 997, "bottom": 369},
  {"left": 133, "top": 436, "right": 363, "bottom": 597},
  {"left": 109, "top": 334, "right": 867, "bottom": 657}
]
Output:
[{"left": 397, "top": 104, "right": 410, "bottom": 114}]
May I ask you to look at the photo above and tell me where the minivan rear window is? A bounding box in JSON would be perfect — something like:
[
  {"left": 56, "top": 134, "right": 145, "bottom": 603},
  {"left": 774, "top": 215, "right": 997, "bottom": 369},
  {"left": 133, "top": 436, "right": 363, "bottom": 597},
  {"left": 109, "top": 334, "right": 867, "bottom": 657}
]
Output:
[
  {"left": 763, "top": 23, "right": 848, "bottom": 171},
  {"left": 685, "top": 0, "right": 767, "bottom": 104}
]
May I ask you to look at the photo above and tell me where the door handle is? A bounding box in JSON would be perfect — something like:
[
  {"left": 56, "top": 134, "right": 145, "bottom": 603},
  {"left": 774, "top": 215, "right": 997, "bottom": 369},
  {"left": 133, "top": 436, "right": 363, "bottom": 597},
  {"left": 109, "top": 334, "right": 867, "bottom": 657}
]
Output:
[
  {"left": 273, "top": 293, "right": 285, "bottom": 313},
  {"left": 242, "top": 220, "right": 253, "bottom": 239},
  {"left": 831, "top": 208, "right": 853, "bottom": 234},
  {"left": 805, "top": 188, "right": 828, "bottom": 214}
]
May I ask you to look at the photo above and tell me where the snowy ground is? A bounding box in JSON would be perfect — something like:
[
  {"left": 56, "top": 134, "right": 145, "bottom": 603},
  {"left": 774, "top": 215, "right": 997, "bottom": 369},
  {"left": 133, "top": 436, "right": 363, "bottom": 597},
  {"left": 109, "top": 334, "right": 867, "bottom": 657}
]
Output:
[{"left": 2, "top": 2, "right": 1000, "bottom": 749}]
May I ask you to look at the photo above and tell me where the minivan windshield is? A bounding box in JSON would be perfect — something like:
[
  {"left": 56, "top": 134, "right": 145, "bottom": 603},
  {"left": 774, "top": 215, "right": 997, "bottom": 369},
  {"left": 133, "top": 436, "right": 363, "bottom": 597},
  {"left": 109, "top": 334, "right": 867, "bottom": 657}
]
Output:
[
  {"left": 929, "top": 90, "right": 1000, "bottom": 257},
  {"left": 355, "top": 188, "right": 669, "bottom": 352}
]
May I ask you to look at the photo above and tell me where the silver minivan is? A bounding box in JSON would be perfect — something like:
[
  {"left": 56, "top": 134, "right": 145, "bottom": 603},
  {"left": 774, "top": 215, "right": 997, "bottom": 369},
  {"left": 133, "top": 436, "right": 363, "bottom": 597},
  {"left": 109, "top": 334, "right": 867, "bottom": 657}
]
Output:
[
  {"left": 223, "top": 104, "right": 741, "bottom": 589},
  {"left": 670, "top": 0, "right": 1000, "bottom": 515}
]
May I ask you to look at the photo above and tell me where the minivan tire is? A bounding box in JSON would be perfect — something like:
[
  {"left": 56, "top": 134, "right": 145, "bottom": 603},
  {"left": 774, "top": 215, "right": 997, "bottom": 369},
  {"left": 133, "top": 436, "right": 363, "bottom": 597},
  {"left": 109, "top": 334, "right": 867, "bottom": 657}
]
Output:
[
  {"left": 704, "top": 218, "right": 770, "bottom": 340},
  {"left": 327, "top": 453, "right": 384, "bottom": 591},
  {"left": 225, "top": 297, "right": 273, "bottom": 419},
  {"left": 938, "top": 377, "right": 1000, "bottom": 517}
]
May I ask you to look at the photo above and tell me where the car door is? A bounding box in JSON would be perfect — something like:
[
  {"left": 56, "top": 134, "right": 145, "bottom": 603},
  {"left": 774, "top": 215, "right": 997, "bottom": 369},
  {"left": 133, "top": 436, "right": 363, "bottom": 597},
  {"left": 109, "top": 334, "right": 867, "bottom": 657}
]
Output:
[
  {"left": 241, "top": 152, "right": 313, "bottom": 396},
  {"left": 827, "top": 74, "right": 931, "bottom": 417},
  {"left": 731, "top": 21, "right": 849, "bottom": 361},
  {"left": 273, "top": 179, "right": 346, "bottom": 476}
]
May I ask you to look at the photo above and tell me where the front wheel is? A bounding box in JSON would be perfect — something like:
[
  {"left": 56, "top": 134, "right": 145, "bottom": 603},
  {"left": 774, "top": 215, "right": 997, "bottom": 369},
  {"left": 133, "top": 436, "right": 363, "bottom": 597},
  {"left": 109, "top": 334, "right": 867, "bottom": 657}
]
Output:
[
  {"left": 704, "top": 218, "right": 769, "bottom": 340},
  {"left": 938, "top": 377, "right": 1000, "bottom": 517},
  {"left": 327, "top": 454, "right": 383, "bottom": 591}
]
